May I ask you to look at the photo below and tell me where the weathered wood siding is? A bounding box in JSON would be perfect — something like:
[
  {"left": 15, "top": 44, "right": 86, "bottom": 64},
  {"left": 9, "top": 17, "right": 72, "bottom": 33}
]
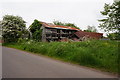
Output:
[
  {"left": 41, "top": 26, "right": 77, "bottom": 42},
  {"left": 41, "top": 26, "right": 46, "bottom": 42}
]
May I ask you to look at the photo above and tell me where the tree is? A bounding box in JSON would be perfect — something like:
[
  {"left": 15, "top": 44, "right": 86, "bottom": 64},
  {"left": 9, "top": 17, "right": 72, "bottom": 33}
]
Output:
[
  {"left": 53, "top": 20, "right": 80, "bottom": 29},
  {"left": 84, "top": 25, "right": 97, "bottom": 32},
  {"left": 29, "top": 19, "right": 42, "bottom": 41},
  {"left": 107, "top": 32, "right": 120, "bottom": 40},
  {"left": 1, "top": 15, "right": 26, "bottom": 42},
  {"left": 98, "top": 1, "right": 120, "bottom": 39}
]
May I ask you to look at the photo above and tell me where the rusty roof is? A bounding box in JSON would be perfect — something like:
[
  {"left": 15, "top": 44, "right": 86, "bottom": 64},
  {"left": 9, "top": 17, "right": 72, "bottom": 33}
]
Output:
[
  {"left": 41, "top": 22, "right": 80, "bottom": 31},
  {"left": 74, "top": 30, "right": 103, "bottom": 39}
]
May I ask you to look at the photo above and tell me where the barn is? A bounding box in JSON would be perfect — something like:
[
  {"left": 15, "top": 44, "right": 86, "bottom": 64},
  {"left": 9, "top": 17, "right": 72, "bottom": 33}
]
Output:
[{"left": 40, "top": 22, "right": 103, "bottom": 42}]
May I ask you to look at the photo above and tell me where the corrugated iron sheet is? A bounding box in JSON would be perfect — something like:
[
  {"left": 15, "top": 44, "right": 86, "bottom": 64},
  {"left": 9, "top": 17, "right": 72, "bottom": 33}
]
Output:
[
  {"left": 74, "top": 31, "right": 103, "bottom": 39},
  {"left": 41, "top": 22, "right": 80, "bottom": 31}
]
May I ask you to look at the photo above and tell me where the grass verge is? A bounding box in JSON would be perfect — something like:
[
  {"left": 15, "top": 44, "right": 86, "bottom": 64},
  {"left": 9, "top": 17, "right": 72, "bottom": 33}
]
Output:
[{"left": 2, "top": 40, "right": 119, "bottom": 74}]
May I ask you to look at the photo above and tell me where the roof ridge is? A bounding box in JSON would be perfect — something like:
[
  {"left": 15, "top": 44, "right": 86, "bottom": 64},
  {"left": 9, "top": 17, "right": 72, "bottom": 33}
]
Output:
[{"left": 41, "top": 21, "right": 80, "bottom": 30}]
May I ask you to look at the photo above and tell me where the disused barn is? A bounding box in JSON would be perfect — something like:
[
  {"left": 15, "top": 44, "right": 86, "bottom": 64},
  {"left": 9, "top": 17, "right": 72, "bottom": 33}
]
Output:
[
  {"left": 41, "top": 22, "right": 80, "bottom": 42},
  {"left": 40, "top": 22, "right": 103, "bottom": 42}
]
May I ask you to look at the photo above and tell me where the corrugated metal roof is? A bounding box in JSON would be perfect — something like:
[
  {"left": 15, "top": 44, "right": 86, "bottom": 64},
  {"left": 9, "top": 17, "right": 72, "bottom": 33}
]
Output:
[
  {"left": 74, "top": 30, "right": 103, "bottom": 39},
  {"left": 41, "top": 22, "right": 80, "bottom": 31}
]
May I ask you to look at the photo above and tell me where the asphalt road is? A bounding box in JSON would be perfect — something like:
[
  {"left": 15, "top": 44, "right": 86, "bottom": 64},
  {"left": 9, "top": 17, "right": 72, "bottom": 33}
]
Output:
[
  {"left": 0, "top": 46, "right": 2, "bottom": 79},
  {"left": 2, "top": 47, "right": 117, "bottom": 78}
]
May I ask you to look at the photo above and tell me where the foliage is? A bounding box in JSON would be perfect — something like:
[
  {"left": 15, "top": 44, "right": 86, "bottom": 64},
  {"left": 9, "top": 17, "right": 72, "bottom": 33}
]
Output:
[
  {"left": 98, "top": 1, "right": 120, "bottom": 35},
  {"left": 3, "top": 40, "right": 119, "bottom": 73},
  {"left": 53, "top": 20, "right": 80, "bottom": 29},
  {"left": 29, "top": 19, "right": 42, "bottom": 41},
  {"left": 0, "top": 15, "right": 26, "bottom": 42},
  {"left": 84, "top": 25, "right": 97, "bottom": 32},
  {"left": 107, "top": 32, "right": 120, "bottom": 40}
]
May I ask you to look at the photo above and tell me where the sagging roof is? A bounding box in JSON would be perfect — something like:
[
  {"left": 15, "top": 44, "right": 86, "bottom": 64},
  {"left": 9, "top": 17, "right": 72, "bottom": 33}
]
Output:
[
  {"left": 41, "top": 22, "right": 80, "bottom": 31},
  {"left": 74, "top": 30, "right": 103, "bottom": 39}
]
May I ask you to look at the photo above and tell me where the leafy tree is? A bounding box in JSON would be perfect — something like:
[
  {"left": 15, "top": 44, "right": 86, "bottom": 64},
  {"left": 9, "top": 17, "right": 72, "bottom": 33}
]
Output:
[
  {"left": 98, "top": 1, "right": 120, "bottom": 39},
  {"left": 1, "top": 15, "right": 26, "bottom": 42},
  {"left": 29, "top": 19, "right": 42, "bottom": 41},
  {"left": 53, "top": 20, "right": 80, "bottom": 29},
  {"left": 107, "top": 32, "right": 120, "bottom": 40},
  {"left": 84, "top": 26, "right": 97, "bottom": 32}
]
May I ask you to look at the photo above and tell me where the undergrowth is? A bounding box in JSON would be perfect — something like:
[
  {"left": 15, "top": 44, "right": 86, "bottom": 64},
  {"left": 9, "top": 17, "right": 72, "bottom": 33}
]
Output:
[{"left": 3, "top": 40, "right": 119, "bottom": 73}]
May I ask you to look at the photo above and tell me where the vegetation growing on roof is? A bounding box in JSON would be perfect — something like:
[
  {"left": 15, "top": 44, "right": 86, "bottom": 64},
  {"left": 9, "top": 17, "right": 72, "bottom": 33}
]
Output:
[{"left": 53, "top": 20, "right": 80, "bottom": 29}]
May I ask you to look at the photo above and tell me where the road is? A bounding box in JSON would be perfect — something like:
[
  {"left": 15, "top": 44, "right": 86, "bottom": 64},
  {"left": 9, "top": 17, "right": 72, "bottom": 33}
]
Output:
[
  {"left": 2, "top": 47, "right": 117, "bottom": 78},
  {"left": 0, "top": 46, "right": 2, "bottom": 79}
]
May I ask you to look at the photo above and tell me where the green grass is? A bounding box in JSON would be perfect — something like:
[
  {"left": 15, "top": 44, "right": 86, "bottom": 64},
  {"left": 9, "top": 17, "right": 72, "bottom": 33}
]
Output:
[{"left": 3, "top": 40, "right": 119, "bottom": 73}]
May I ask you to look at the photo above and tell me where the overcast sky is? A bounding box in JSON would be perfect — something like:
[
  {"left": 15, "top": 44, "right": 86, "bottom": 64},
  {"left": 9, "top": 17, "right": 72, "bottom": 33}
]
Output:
[{"left": 0, "top": 0, "right": 113, "bottom": 36}]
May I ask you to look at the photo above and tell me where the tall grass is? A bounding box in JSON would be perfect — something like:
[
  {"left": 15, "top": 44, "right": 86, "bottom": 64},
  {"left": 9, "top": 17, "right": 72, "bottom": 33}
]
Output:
[{"left": 3, "top": 40, "right": 119, "bottom": 73}]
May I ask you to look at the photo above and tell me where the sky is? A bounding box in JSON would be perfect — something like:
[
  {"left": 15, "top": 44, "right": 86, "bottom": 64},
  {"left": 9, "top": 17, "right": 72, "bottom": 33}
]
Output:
[{"left": 0, "top": 0, "right": 113, "bottom": 36}]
